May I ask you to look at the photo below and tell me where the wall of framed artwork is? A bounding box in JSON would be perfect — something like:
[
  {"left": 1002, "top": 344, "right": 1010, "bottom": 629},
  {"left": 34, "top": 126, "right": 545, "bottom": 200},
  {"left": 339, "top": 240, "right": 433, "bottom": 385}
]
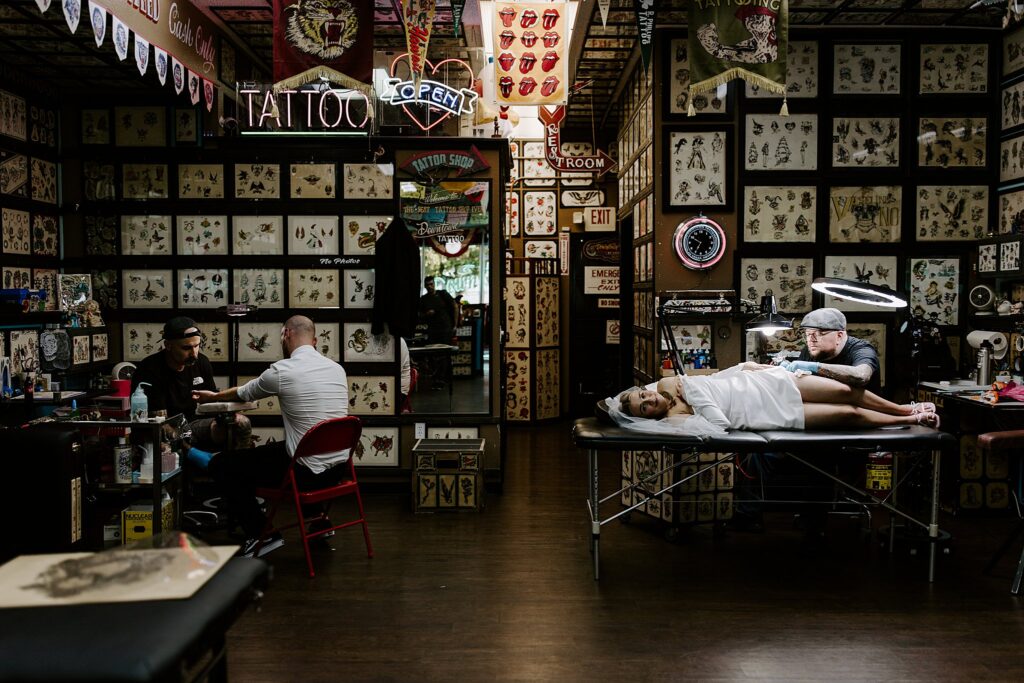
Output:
[{"left": 664, "top": 127, "right": 732, "bottom": 211}]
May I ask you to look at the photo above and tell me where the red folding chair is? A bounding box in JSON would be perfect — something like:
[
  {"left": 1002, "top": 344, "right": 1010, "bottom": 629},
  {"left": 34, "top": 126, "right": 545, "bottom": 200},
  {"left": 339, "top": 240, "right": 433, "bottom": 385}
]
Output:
[{"left": 256, "top": 416, "right": 373, "bottom": 577}]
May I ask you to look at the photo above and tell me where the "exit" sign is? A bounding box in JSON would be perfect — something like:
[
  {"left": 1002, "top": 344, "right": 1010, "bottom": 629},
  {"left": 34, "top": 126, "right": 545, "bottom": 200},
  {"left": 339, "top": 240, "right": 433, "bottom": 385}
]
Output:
[{"left": 584, "top": 207, "right": 614, "bottom": 232}]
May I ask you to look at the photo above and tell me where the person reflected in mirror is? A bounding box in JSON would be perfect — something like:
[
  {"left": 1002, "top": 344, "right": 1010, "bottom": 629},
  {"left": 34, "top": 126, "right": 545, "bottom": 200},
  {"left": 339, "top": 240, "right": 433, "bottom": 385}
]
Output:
[{"left": 418, "top": 276, "right": 456, "bottom": 390}]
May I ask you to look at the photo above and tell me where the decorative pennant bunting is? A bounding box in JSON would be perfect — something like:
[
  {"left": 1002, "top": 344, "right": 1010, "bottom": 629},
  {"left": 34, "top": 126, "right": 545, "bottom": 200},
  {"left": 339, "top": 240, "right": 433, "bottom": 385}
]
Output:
[
  {"left": 154, "top": 46, "right": 168, "bottom": 85},
  {"left": 35, "top": 0, "right": 53, "bottom": 12},
  {"left": 204, "top": 80, "right": 215, "bottom": 112},
  {"left": 187, "top": 70, "right": 201, "bottom": 105},
  {"left": 633, "top": 0, "right": 655, "bottom": 73},
  {"left": 88, "top": 1, "right": 106, "bottom": 47},
  {"left": 493, "top": 2, "right": 569, "bottom": 105},
  {"left": 112, "top": 15, "right": 129, "bottom": 61},
  {"left": 451, "top": 0, "right": 465, "bottom": 38},
  {"left": 63, "top": 0, "right": 81, "bottom": 34},
  {"left": 272, "top": 0, "right": 374, "bottom": 90},
  {"left": 172, "top": 57, "right": 185, "bottom": 94},
  {"left": 402, "top": 0, "right": 438, "bottom": 85},
  {"left": 688, "top": 0, "right": 788, "bottom": 115},
  {"left": 134, "top": 34, "right": 150, "bottom": 76},
  {"left": 597, "top": 0, "right": 609, "bottom": 28}
]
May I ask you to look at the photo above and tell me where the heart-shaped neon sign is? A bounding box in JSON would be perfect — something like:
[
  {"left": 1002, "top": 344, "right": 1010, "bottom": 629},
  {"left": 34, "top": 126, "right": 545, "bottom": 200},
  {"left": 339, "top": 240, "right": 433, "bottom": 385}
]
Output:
[{"left": 386, "top": 53, "right": 478, "bottom": 132}]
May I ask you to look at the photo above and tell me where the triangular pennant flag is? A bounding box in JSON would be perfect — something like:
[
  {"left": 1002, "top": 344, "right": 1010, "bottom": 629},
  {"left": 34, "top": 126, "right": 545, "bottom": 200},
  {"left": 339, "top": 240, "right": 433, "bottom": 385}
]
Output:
[
  {"left": 35, "top": 0, "right": 52, "bottom": 13},
  {"left": 204, "top": 80, "right": 215, "bottom": 112},
  {"left": 171, "top": 57, "right": 185, "bottom": 94},
  {"left": 451, "top": 0, "right": 465, "bottom": 38},
  {"left": 633, "top": 0, "right": 655, "bottom": 73},
  {"left": 88, "top": 1, "right": 106, "bottom": 47},
  {"left": 597, "top": 0, "right": 609, "bottom": 27},
  {"left": 112, "top": 15, "right": 129, "bottom": 61},
  {"left": 154, "top": 47, "right": 168, "bottom": 86},
  {"left": 63, "top": 0, "right": 81, "bottom": 34},
  {"left": 134, "top": 34, "right": 150, "bottom": 76},
  {"left": 187, "top": 70, "right": 200, "bottom": 105},
  {"left": 402, "top": 0, "right": 438, "bottom": 86}
]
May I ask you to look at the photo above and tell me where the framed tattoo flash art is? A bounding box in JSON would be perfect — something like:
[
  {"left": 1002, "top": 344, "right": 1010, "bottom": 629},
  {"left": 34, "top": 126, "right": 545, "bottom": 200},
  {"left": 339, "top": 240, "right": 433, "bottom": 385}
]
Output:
[
  {"left": 72, "top": 335, "right": 90, "bottom": 366},
  {"left": 741, "top": 186, "right": 816, "bottom": 243},
  {"left": 348, "top": 376, "right": 394, "bottom": 416},
  {"left": 1001, "top": 238, "right": 1022, "bottom": 273},
  {"left": 81, "top": 109, "right": 110, "bottom": 145},
  {"left": 343, "top": 323, "right": 395, "bottom": 363},
  {"left": 666, "top": 38, "right": 729, "bottom": 117},
  {"left": 234, "top": 163, "right": 280, "bottom": 199},
  {"left": 342, "top": 215, "right": 393, "bottom": 255},
  {"left": 832, "top": 117, "right": 900, "bottom": 168},
  {"left": 999, "top": 187, "right": 1024, "bottom": 234},
  {"left": 1003, "top": 26, "right": 1024, "bottom": 78},
  {"left": 122, "top": 323, "right": 164, "bottom": 361},
  {"left": 32, "top": 214, "right": 59, "bottom": 256},
  {"left": 739, "top": 258, "right": 814, "bottom": 315},
  {"left": 343, "top": 269, "right": 375, "bottom": 309},
  {"left": 1002, "top": 78, "right": 1024, "bottom": 132},
  {"left": 30, "top": 158, "right": 57, "bottom": 204},
  {"left": 315, "top": 322, "right": 341, "bottom": 362},
  {"left": 343, "top": 163, "right": 394, "bottom": 199},
  {"left": 524, "top": 239, "right": 558, "bottom": 259},
  {"left": 978, "top": 242, "right": 998, "bottom": 274},
  {"left": 823, "top": 255, "right": 898, "bottom": 312},
  {"left": 919, "top": 44, "right": 988, "bottom": 94},
  {"left": 522, "top": 191, "right": 557, "bottom": 235},
  {"left": 176, "top": 215, "right": 228, "bottom": 255},
  {"left": 122, "top": 163, "right": 168, "bottom": 200},
  {"left": 2, "top": 208, "right": 29, "bottom": 254},
  {"left": 289, "top": 163, "right": 335, "bottom": 198},
  {"left": 233, "top": 268, "right": 284, "bottom": 308},
  {"left": 743, "top": 114, "right": 817, "bottom": 172},
  {"left": 829, "top": 185, "right": 901, "bottom": 243},
  {"left": 665, "top": 128, "right": 731, "bottom": 210},
  {"left": 174, "top": 108, "right": 199, "bottom": 143},
  {"left": 113, "top": 106, "right": 166, "bottom": 147},
  {"left": 746, "top": 41, "right": 818, "bottom": 99},
  {"left": 908, "top": 257, "right": 960, "bottom": 326},
  {"left": 999, "top": 134, "right": 1024, "bottom": 184},
  {"left": 91, "top": 333, "right": 109, "bottom": 363},
  {"left": 177, "top": 164, "right": 224, "bottom": 199},
  {"left": 121, "top": 215, "right": 171, "bottom": 255},
  {"left": 916, "top": 186, "right": 988, "bottom": 241},
  {"left": 288, "top": 269, "right": 338, "bottom": 307},
  {"left": 833, "top": 44, "right": 901, "bottom": 95},
  {"left": 232, "top": 215, "right": 283, "bottom": 255},
  {"left": 177, "top": 269, "right": 227, "bottom": 308},
  {"left": 354, "top": 427, "right": 399, "bottom": 467},
  {"left": 201, "top": 323, "right": 230, "bottom": 362},
  {"left": 287, "top": 215, "right": 339, "bottom": 255},
  {"left": 237, "top": 323, "right": 285, "bottom": 363},
  {"left": 918, "top": 117, "right": 986, "bottom": 169},
  {"left": 122, "top": 269, "right": 173, "bottom": 309}
]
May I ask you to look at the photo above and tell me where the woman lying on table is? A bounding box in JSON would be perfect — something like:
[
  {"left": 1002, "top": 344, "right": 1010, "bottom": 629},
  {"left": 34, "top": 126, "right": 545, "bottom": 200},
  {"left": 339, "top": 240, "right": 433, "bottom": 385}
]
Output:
[{"left": 606, "top": 362, "right": 939, "bottom": 436}]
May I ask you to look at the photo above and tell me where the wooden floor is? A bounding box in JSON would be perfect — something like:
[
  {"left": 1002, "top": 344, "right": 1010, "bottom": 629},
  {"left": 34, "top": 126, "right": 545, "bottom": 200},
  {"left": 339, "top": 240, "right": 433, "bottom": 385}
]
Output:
[{"left": 225, "top": 419, "right": 1024, "bottom": 682}]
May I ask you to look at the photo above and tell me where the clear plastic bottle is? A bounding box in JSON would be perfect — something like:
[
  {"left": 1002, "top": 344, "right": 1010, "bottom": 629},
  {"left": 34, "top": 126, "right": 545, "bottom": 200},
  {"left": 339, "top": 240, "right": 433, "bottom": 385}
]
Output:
[{"left": 131, "top": 383, "right": 151, "bottom": 421}]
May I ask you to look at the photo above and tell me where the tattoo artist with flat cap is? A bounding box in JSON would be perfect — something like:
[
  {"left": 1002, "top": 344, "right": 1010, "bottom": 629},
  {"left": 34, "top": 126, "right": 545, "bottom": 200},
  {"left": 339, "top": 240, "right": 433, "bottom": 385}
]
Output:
[{"left": 777, "top": 308, "right": 881, "bottom": 394}]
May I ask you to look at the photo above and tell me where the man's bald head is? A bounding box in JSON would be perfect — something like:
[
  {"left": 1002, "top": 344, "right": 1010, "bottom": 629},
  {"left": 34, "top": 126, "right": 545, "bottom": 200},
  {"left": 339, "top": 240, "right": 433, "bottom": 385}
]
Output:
[{"left": 282, "top": 315, "right": 316, "bottom": 356}]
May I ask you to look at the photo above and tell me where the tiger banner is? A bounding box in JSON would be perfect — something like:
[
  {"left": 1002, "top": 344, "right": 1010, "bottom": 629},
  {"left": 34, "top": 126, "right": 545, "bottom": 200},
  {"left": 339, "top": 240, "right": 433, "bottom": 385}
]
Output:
[
  {"left": 273, "top": 0, "right": 374, "bottom": 92},
  {"left": 403, "top": 0, "right": 438, "bottom": 85},
  {"left": 688, "top": 0, "right": 788, "bottom": 116}
]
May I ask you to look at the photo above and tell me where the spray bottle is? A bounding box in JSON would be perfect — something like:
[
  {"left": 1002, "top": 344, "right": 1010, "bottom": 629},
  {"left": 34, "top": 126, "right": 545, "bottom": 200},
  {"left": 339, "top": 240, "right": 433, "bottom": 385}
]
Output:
[{"left": 131, "top": 382, "right": 151, "bottom": 421}]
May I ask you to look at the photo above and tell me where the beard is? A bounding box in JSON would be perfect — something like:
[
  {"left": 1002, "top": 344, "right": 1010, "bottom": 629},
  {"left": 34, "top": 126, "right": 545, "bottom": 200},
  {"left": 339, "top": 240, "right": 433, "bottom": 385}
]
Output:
[{"left": 182, "top": 356, "right": 197, "bottom": 367}]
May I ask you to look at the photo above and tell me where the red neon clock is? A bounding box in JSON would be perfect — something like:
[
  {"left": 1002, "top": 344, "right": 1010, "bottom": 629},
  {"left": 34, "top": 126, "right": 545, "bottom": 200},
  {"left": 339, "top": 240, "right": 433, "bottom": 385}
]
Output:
[{"left": 672, "top": 216, "right": 727, "bottom": 271}]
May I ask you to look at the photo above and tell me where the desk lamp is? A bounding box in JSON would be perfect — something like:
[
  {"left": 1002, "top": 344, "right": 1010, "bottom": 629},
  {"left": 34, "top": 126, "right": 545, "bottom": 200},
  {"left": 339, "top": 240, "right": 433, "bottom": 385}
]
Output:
[{"left": 745, "top": 290, "right": 793, "bottom": 336}]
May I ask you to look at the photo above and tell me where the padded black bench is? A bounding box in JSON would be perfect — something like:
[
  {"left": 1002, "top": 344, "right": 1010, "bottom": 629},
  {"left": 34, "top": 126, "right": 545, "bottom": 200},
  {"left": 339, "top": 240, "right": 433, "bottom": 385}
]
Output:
[
  {"left": 0, "top": 557, "right": 270, "bottom": 682},
  {"left": 573, "top": 417, "right": 958, "bottom": 581}
]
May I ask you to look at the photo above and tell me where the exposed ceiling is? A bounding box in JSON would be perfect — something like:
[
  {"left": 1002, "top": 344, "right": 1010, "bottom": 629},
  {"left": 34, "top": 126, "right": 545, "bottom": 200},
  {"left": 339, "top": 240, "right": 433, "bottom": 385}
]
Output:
[{"left": 0, "top": 0, "right": 1007, "bottom": 133}]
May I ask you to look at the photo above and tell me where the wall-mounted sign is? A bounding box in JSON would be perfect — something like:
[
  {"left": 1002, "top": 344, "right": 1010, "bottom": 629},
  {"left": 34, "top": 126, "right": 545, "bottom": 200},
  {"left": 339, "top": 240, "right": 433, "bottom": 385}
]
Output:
[
  {"left": 584, "top": 266, "right": 619, "bottom": 295},
  {"left": 400, "top": 147, "right": 490, "bottom": 179},
  {"left": 493, "top": 2, "right": 569, "bottom": 105},
  {"left": 605, "top": 320, "right": 620, "bottom": 345},
  {"left": 561, "top": 189, "right": 605, "bottom": 207},
  {"left": 539, "top": 106, "right": 615, "bottom": 176},
  {"left": 400, "top": 180, "right": 490, "bottom": 256},
  {"left": 237, "top": 85, "right": 372, "bottom": 134},
  {"left": 597, "top": 298, "right": 619, "bottom": 309},
  {"left": 584, "top": 207, "right": 614, "bottom": 232},
  {"left": 384, "top": 54, "right": 478, "bottom": 132}
]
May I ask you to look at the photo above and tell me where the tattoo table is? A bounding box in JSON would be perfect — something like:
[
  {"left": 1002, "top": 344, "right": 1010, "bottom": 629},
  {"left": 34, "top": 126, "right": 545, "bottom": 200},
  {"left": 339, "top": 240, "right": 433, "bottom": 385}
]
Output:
[{"left": 573, "top": 418, "right": 957, "bottom": 581}]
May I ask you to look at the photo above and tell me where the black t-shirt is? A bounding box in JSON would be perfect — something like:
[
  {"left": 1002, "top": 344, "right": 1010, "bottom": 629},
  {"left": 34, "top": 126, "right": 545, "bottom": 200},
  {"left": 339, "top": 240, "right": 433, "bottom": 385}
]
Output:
[
  {"left": 131, "top": 351, "right": 217, "bottom": 420},
  {"left": 798, "top": 335, "right": 881, "bottom": 394},
  {"left": 419, "top": 290, "right": 455, "bottom": 341}
]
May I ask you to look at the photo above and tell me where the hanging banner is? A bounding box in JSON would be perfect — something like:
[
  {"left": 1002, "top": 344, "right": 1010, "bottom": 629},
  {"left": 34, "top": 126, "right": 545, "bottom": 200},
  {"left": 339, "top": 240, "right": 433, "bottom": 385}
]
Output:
[
  {"left": 154, "top": 46, "right": 168, "bottom": 85},
  {"left": 204, "top": 80, "right": 215, "bottom": 112},
  {"left": 172, "top": 57, "right": 185, "bottom": 94},
  {"left": 135, "top": 34, "right": 150, "bottom": 76},
  {"left": 35, "top": 0, "right": 53, "bottom": 12},
  {"left": 272, "top": 0, "right": 373, "bottom": 90},
  {"left": 188, "top": 70, "right": 201, "bottom": 105},
  {"left": 451, "top": 0, "right": 465, "bottom": 38},
  {"left": 402, "top": 0, "right": 438, "bottom": 85},
  {"left": 688, "top": 0, "right": 788, "bottom": 113},
  {"left": 633, "top": 0, "right": 655, "bottom": 73},
  {"left": 112, "top": 15, "right": 129, "bottom": 61},
  {"left": 493, "top": 2, "right": 568, "bottom": 105},
  {"left": 597, "top": 0, "right": 609, "bottom": 28},
  {"left": 63, "top": 0, "right": 81, "bottom": 33},
  {"left": 88, "top": 1, "right": 106, "bottom": 47}
]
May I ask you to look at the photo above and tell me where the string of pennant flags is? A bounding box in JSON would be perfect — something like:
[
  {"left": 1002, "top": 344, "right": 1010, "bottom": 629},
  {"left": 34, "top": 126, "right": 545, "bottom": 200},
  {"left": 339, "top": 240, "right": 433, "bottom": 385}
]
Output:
[{"left": 31, "top": 0, "right": 216, "bottom": 112}]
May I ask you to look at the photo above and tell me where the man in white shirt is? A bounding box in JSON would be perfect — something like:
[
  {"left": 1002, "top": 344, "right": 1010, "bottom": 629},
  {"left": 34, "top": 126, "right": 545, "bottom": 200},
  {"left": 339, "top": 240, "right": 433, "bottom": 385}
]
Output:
[{"left": 193, "top": 315, "right": 349, "bottom": 557}]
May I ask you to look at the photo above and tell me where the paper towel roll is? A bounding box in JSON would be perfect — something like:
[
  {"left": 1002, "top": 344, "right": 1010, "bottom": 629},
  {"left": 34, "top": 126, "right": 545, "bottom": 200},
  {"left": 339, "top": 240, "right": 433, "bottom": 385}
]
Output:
[
  {"left": 1017, "top": 334, "right": 1024, "bottom": 353},
  {"left": 967, "top": 330, "right": 1009, "bottom": 360}
]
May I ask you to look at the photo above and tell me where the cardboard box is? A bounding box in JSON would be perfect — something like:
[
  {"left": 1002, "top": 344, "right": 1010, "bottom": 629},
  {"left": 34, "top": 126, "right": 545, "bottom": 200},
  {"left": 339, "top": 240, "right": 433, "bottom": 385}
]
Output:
[{"left": 121, "top": 498, "right": 174, "bottom": 544}]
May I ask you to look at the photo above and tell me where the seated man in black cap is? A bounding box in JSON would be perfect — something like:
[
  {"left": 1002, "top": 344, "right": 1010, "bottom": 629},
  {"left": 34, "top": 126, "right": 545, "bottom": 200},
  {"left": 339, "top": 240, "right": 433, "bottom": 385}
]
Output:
[{"left": 131, "top": 316, "right": 250, "bottom": 450}]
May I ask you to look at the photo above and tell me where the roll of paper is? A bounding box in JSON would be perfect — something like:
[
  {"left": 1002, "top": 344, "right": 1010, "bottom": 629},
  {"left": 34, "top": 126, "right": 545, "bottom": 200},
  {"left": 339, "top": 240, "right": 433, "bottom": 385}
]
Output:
[
  {"left": 1016, "top": 334, "right": 1024, "bottom": 353},
  {"left": 967, "top": 330, "right": 1009, "bottom": 360}
]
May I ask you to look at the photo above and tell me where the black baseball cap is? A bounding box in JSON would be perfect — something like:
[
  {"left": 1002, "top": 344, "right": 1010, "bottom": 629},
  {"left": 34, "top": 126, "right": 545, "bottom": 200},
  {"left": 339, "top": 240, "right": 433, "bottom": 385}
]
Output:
[{"left": 162, "top": 316, "right": 201, "bottom": 340}]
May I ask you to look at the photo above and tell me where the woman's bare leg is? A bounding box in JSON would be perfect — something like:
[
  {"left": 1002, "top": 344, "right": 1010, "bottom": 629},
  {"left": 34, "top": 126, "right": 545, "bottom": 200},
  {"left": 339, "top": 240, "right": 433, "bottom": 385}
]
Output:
[
  {"left": 802, "top": 402, "right": 938, "bottom": 429},
  {"left": 794, "top": 375, "right": 912, "bottom": 416}
]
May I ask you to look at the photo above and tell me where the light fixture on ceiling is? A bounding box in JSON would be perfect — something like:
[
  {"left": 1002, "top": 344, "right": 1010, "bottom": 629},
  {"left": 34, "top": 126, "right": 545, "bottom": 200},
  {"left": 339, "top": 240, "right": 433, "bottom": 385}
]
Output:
[
  {"left": 745, "top": 290, "right": 792, "bottom": 336},
  {"left": 810, "top": 277, "right": 908, "bottom": 308}
]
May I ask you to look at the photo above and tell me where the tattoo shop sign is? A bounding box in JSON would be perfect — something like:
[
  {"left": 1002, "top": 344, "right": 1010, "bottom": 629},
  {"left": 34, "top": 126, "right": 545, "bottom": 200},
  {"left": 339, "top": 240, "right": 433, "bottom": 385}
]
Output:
[{"left": 237, "top": 85, "right": 372, "bottom": 134}]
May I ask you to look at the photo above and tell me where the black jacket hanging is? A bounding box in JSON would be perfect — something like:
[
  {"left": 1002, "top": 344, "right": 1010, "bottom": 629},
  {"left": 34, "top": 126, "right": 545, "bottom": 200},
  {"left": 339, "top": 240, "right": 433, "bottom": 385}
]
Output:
[{"left": 371, "top": 217, "right": 421, "bottom": 338}]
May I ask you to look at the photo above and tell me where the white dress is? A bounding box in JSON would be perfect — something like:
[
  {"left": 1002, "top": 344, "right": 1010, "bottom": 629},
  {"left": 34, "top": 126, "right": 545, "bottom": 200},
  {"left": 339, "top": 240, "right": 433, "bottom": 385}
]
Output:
[{"left": 679, "top": 365, "right": 804, "bottom": 431}]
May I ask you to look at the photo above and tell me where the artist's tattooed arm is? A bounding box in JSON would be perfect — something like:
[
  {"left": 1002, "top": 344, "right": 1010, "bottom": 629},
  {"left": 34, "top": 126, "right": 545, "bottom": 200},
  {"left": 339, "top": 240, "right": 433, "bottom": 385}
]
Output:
[{"left": 815, "top": 363, "right": 873, "bottom": 388}]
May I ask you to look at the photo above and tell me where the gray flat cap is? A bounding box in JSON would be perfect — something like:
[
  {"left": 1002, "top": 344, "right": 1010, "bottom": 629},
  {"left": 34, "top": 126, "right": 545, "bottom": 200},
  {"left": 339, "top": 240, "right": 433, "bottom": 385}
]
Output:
[{"left": 800, "top": 308, "right": 846, "bottom": 331}]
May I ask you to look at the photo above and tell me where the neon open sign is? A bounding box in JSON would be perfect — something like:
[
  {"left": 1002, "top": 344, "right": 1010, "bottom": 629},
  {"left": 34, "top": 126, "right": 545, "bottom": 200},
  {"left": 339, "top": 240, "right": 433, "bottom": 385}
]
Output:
[
  {"left": 237, "top": 86, "right": 372, "bottom": 134},
  {"left": 383, "top": 79, "right": 478, "bottom": 118}
]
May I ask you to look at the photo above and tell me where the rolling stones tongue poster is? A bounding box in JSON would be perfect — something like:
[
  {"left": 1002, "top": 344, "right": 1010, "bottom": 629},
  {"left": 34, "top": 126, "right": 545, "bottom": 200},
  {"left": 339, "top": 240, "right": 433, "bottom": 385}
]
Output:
[{"left": 493, "top": 2, "right": 567, "bottom": 105}]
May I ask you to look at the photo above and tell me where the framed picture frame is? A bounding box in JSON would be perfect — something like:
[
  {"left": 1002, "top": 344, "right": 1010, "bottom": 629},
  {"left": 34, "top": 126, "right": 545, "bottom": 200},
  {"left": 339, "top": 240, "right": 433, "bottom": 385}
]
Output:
[
  {"left": 1001, "top": 77, "right": 1024, "bottom": 133},
  {"left": 919, "top": 43, "right": 988, "bottom": 95},
  {"left": 32, "top": 268, "right": 59, "bottom": 311},
  {"left": 122, "top": 269, "right": 173, "bottom": 309},
  {"left": 741, "top": 185, "right": 817, "bottom": 243},
  {"left": 1001, "top": 237, "right": 1023, "bottom": 274},
  {"left": 343, "top": 269, "right": 375, "bottom": 309},
  {"left": 2, "top": 266, "right": 30, "bottom": 290},
  {"left": 83, "top": 162, "right": 116, "bottom": 201},
  {"left": 743, "top": 114, "right": 818, "bottom": 172},
  {"left": 31, "top": 214, "right": 59, "bottom": 256},
  {"left": 176, "top": 215, "right": 228, "bottom": 255},
  {"left": 30, "top": 158, "right": 57, "bottom": 204},
  {"left": 915, "top": 186, "right": 988, "bottom": 241},
  {"left": 342, "top": 215, "right": 393, "bottom": 255},
  {"left": 234, "top": 163, "right": 281, "bottom": 199},
  {"left": 998, "top": 186, "right": 1024, "bottom": 234},
  {"left": 122, "top": 323, "right": 164, "bottom": 362},
  {"left": 9, "top": 330, "right": 39, "bottom": 374},
  {"left": 664, "top": 37, "right": 731, "bottom": 118},
  {"left": 91, "top": 333, "right": 109, "bottom": 363},
  {"left": 1003, "top": 24, "right": 1024, "bottom": 79},
  {"left": 289, "top": 163, "right": 335, "bottom": 198},
  {"left": 917, "top": 117, "right": 986, "bottom": 169},
  {"left": 0, "top": 89, "right": 26, "bottom": 141},
  {"left": 523, "top": 191, "right": 557, "bottom": 235},
  {"left": 664, "top": 127, "right": 732, "bottom": 210},
  {"left": 738, "top": 257, "right": 814, "bottom": 315},
  {"left": 342, "top": 323, "right": 395, "bottom": 363},
  {"left": 201, "top": 323, "right": 230, "bottom": 362},
  {"left": 999, "top": 133, "right": 1024, "bottom": 184},
  {"left": 121, "top": 215, "right": 171, "bottom": 256},
  {"left": 173, "top": 108, "right": 199, "bottom": 143},
  {"left": 354, "top": 427, "right": 400, "bottom": 467},
  {"left": 524, "top": 239, "right": 558, "bottom": 259},
  {"left": 177, "top": 269, "right": 228, "bottom": 308},
  {"left": 233, "top": 268, "right": 284, "bottom": 308},
  {"left": 0, "top": 150, "right": 28, "bottom": 198},
  {"left": 113, "top": 106, "right": 167, "bottom": 146},
  {"left": 122, "top": 163, "right": 168, "bottom": 200},
  {"left": 288, "top": 269, "right": 339, "bottom": 307},
  {"left": 2, "top": 207, "right": 30, "bottom": 254},
  {"left": 80, "top": 108, "right": 110, "bottom": 145},
  {"left": 822, "top": 255, "right": 899, "bottom": 312},
  {"left": 72, "top": 335, "right": 91, "bottom": 366},
  {"left": 287, "top": 215, "right": 339, "bottom": 255},
  {"left": 505, "top": 191, "right": 520, "bottom": 237},
  {"left": 832, "top": 44, "right": 901, "bottom": 95},
  {"left": 978, "top": 242, "right": 999, "bottom": 274},
  {"left": 831, "top": 117, "right": 900, "bottom": 168},
  {"left": 846, "top": 322, "right": 888, "bottom": 387},
  {"left": 348, "top": 375, "right": 395, "bottom": 416},
  {"left": 342, "top": 163, "right": 394, "bottom": 199},
  {"left": 315, "top": 322, "right": 341, "bottom": 361},
  {"left": 237, "top": 323, "right": 285, "bottom": 363},
  {"left": 745, "top": 40, "right": 819, "bottom": 100},
  {"left": 828, "top": 185, "right": 902, "bottom": 243},
  {"left": 908, "top": 257, "right": 961, "bottom": 326},
  {"left": 177, "top": 163, "right": 224, "bottom": 199},
  {"left": 232, "top": 215, "right": 283, "bottom": 255}
]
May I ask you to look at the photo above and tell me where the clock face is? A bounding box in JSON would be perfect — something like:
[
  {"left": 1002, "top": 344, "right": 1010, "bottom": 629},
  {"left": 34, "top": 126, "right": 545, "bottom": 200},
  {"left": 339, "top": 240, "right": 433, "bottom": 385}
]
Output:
[{"left": 673, "top": 217, "right": 726, "bottom": 270}]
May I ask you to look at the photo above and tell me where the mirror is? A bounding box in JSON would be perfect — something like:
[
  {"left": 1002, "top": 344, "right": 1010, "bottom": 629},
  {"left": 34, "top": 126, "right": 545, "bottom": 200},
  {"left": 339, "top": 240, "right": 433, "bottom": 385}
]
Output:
[{"left": 399, "top": 180, "right": 491, "bottom": 415}]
